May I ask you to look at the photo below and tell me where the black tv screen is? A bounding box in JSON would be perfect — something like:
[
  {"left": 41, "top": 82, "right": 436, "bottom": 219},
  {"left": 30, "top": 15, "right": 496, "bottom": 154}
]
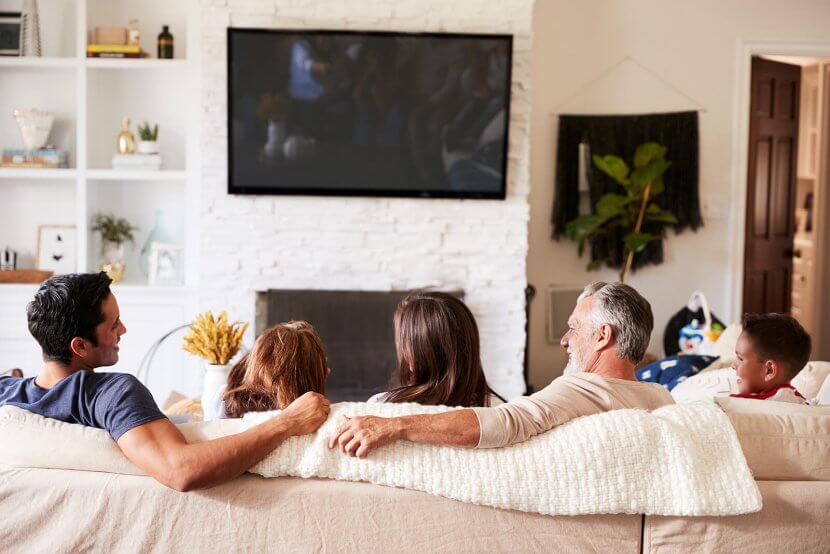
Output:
[{"left": 228, "top": 28, "right": 512, "bottom": 198}]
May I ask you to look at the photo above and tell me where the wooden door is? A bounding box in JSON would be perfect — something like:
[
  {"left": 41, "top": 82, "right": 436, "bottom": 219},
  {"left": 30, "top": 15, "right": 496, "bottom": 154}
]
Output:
[{"left": 743, "top": 57, "right": 801, "bottom": 315}]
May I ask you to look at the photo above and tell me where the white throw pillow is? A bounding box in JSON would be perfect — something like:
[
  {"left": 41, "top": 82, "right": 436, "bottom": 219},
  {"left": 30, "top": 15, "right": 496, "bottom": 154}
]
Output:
[
  {"left": 670, "top": 367, "right": 739, "bottom": 404},
  {"left": 792, "top": 361, "right": 830, "bottom": 401},
  {"left": 712, "top": 323, "right": 742, "bottom": 362},
  {"left": 0, "top": 405, "right": 243, "bottom": 474},
  {"left": 815, "top": 374, "right": 830, "bottom": 406}
]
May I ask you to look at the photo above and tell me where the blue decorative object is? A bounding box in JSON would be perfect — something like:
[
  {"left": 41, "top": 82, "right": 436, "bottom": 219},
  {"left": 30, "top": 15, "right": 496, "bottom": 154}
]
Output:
[{"left": 636, "top": 354, "right": 719, "bottom": 391}]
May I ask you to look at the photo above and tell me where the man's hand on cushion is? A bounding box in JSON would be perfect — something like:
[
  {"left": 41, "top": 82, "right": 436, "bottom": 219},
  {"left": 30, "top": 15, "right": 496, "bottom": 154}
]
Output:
[
  {"left": 280, "top": 392, "right": 331, "bottom": 436},
  {"left": 328, "top": 414, "right": 401, "bottom": 458}
]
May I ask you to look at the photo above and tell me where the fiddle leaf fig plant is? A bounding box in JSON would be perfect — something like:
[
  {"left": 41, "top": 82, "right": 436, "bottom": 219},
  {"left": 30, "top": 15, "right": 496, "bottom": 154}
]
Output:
[{"left": 565, "top": 142, "right": 678, "bottom": 282}]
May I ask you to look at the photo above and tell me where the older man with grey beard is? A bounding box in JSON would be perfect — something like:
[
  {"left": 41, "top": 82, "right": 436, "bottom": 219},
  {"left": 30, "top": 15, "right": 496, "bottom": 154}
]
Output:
[{"left": 329, "top": 281, "right": 674, "bottom": 457}]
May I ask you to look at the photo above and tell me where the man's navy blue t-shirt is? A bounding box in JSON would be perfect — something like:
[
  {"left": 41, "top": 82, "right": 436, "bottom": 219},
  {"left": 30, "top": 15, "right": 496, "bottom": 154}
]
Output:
[{"left": 0, "top": 371, "right": 166, "bottom": 440}]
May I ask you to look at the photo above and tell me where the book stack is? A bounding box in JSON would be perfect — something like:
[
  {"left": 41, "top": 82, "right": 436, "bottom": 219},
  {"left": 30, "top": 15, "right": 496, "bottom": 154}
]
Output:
[
  {"left": 112, "top": 153, "right": 162, "bottom": 170},
  {"left": 2, "top": 148, "right": 68, "bottom": 169},
  {"left": 86, "top": 44, "right": 145, "bottom": 59}
]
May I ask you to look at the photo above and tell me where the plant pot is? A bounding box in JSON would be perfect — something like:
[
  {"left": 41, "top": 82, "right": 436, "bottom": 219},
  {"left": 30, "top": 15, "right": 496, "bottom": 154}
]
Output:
[
  {"left": 137, "top": 140, "right": 159, "bottom": 155},
  {"left": 100, "top": 240, "right": 125, "bottom": 283},
  {"left": 201, "top": 363, "right": 230, "bottom": 421},
  {"left": 101, "top": 240, "right": 124, "bottom": 265}
]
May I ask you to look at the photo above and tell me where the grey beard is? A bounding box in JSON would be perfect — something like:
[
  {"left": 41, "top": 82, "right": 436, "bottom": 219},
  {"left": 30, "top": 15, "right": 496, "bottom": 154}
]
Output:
[{"left": 563, "top": 355, "right": 582, "bottom": 375}]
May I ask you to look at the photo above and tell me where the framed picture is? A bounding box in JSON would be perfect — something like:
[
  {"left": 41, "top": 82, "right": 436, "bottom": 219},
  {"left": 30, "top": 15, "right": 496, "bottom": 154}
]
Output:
[
  {"left": 0, "top": 12, "right": 21, "bottom": 56},
  {"left": 148, "top": 242, "right": 184, "bottom": 286},
  {"left": 36, "top": 225, "right": 76, "bottom": 274}
]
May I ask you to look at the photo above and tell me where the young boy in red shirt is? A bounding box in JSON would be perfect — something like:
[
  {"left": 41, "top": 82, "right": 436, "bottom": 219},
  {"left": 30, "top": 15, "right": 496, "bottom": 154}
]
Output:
[{"left": 731, "top": 313, "right": 811, "bottom": 404}]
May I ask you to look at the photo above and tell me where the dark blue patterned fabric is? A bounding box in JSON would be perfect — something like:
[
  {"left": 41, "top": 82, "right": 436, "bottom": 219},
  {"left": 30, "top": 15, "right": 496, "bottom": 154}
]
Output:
[{"left": 636, "top": 355, "right": 719, "bottom": 391}]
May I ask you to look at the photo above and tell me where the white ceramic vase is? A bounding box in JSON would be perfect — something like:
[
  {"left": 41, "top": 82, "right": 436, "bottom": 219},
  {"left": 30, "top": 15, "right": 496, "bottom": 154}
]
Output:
[
  {"left": 14, "top": 109, "right": 54, "bottom": 150},
  {"left": 101, "top": 240, "right": 124, "bottom": 265},
  {"left": 201, "top": 363, "right": 229, "bottom": 421}
]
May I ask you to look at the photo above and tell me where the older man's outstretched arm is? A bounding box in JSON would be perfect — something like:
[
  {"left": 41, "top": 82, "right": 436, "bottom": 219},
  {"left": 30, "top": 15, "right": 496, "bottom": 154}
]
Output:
[{"left": 329, "top": 376, "right": 606, "bottom": 457}]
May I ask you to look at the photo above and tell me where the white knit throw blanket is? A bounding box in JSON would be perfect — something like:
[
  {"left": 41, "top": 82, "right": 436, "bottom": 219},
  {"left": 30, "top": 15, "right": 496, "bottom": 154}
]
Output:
[{"left": 243, "top": 400, "right": 762, "bottom": 517}]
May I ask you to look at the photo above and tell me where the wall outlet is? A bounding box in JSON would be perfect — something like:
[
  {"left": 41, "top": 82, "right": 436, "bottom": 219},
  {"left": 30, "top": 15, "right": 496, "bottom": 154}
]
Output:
[{"left": 702, "top": 195, "right": 730, "bottom": 220}]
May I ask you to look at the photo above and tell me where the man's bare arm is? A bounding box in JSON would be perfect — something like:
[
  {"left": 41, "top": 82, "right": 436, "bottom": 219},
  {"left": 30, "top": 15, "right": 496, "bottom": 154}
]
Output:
[
  {"left": 118, "top": 392, "right": 329, "bottom": 491},
  {"left": 328, "top": 408, "right": 480, "bottom": 458}
]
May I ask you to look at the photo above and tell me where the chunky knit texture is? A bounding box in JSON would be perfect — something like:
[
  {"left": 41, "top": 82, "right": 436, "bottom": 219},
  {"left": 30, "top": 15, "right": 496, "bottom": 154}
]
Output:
[{"left": 243, "top": 401, "right": 762, "bottom": 517}]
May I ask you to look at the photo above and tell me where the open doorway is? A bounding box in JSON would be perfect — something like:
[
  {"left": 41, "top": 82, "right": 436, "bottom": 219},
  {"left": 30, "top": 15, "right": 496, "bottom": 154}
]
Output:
[{"left": 743, "top": 55, "right": 830, "bottom": 354}]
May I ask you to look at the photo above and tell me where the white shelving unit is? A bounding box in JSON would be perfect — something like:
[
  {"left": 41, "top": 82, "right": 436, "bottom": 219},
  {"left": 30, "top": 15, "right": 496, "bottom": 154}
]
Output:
[
  {"left": 0, "top": 0, "right": 202, "bottom": 400},
  {"left": 0, "top": 56, "right": 79, "bottom": 68},
  {"left": 0, "top": 0, "right": 197, "bottom": 288},
  {"left": 0, "top": 168, "right": 78, "bottom": 179}
]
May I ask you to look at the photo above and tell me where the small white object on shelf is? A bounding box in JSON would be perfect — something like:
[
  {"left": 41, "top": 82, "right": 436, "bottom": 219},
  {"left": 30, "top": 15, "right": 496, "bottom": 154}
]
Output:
[
  {"left": 111, "top": 153, "right": 162, "bottom": 170},
  {"left": 13, "top": 109, "right": 54, "bottom": 150},
  {"left": 136, "top": 140, "right": 159, "bottom": 155}
]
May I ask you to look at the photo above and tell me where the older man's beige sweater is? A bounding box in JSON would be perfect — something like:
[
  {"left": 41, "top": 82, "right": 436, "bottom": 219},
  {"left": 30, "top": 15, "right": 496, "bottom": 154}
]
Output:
[{"left": 472, "top": 372, "right": 674, "bottom": 448}]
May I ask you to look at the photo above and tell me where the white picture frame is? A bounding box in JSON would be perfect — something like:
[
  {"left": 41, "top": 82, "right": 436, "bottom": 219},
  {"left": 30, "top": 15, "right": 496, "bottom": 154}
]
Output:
[
  {"left": 36, "top": 225, "right": 76, "bottom": 274},
  {"left": 148, "top": 242, "right": 183, "bottom": 286}
]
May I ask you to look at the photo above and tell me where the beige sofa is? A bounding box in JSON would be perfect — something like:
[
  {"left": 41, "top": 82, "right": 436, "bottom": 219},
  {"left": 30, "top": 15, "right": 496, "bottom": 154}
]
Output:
[
  {"left": 1, "top": 393, "right": 827, "bottom": 553},
  {"left": 0, "top": 468, "right": 826, "bottom": 553}
]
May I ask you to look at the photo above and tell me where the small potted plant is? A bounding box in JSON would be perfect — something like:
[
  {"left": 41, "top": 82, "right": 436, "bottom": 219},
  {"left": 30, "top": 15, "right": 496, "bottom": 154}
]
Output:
[
  {"left": 91, "top": 212, "right": 137, "bottom": 283},
  {"left": 136, "top": 121, "right": 159, "bottom": 154},
  {"left": 182, "top": 311, "right": 248, "bottom": 418}
]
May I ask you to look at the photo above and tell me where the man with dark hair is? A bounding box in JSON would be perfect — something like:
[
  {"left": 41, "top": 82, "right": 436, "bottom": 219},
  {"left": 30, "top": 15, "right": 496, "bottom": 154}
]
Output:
[
  {"left": 730, "top": 313, "right": 812, "bottom": 404},
  {"left": 0, "top": 272, "right": 330, "bottom": 491}
]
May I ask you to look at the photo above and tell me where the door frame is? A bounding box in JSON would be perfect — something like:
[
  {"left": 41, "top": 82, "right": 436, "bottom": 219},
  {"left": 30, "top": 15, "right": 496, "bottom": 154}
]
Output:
[{"left": 728, "top": 40, "right": 830, "bottom": 339}]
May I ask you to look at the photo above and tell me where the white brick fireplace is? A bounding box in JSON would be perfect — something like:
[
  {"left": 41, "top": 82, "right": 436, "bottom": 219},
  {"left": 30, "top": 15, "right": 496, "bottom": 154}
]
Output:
[{"left": 198, "top": 0, "right": 533, "bottom": 398}]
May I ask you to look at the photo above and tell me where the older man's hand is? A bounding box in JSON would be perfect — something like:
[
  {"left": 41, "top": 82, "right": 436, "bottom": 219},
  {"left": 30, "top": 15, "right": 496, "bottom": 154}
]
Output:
[{"left": 327, "top": 414, "right": 400, "bottom": 458}]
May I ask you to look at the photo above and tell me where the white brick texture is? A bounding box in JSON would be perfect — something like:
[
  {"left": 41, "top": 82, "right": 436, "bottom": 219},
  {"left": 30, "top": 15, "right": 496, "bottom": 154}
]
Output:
[{"left": 199, "top": 0, "right": 533, "bottom": 398}]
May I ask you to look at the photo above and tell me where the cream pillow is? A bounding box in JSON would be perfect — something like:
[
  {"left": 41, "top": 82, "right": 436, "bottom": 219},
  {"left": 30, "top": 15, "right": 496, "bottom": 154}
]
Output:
[
  {"left": 715, "top": 396, "right": 830, "bottom": 481},
  {"left": 816, "top": 375, "right": 830, "bottom": 406},
  {"left": 0, "top": 406, "right": 243, "bottom": 475},
  {"left": 670, "top": 367, "right": 739, "bottom": 404},
  {"left": 792, "top": 361, "right": 830, "bottom": 401},
  {"left": 712, "top": 323, "right": 742, "bottom": 361}
]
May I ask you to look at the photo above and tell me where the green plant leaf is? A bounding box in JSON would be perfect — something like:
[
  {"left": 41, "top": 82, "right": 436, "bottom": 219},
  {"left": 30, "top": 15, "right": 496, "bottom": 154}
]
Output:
[
  {"left": 586, "top": 257, "right": 609, "bottom": 271},
  {"left": 592, "top": 154, "right": 630, "bottom": 185},
  {"left": 566, "top": 214, "right": 608, "bottom": 257},
  {"left": 645, "top": 203, "right": 679, "bottom": 224},
  {"left": 624, "top": 232, "right": 660, "bottom": 253},
  {"left": 91, "top": 212, "right": 137, "bottom": 244},
  {"left": 630, "top": 158, "right": 672, "bottom": 191},
  {"left": 595, "top": 193, "right": 628, "bottom": 218},
  {"left": 650, "top": 175, "right": 665, "bottom": 196},
  {"left": 633, "top": 142, "right": 667, "bottom": 168}
]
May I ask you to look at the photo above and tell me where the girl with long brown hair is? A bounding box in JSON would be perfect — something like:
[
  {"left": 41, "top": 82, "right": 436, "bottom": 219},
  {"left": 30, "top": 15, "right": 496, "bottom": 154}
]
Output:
[
  {"left": 204, "top": 321, "right": 329, "bottom": 419},
  {"left": 370, "top": 291, "right": 503, "bottom": 407}
]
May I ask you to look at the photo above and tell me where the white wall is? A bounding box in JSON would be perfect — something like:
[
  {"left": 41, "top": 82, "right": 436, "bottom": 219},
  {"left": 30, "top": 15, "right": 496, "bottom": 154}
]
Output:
[
  {"left": 527, "top": 0, "right": 830, "bottom": 390},
  {"left": 198, "top": 0, "right": 534, "bottom": 398}
]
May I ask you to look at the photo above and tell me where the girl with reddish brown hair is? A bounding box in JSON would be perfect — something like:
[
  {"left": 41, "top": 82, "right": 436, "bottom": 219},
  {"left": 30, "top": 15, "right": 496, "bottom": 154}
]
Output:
[
  {"left": 204, "top": 321, "right": 329, "bottom": 419},
  {"left": 370, "top": 291, "right": 503, "bottom": 407}
]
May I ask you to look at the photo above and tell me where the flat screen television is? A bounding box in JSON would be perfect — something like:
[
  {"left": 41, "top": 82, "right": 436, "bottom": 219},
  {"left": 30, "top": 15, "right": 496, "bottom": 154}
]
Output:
[{"left": 228, "top": 28, "right": 512, "bottom": 199}]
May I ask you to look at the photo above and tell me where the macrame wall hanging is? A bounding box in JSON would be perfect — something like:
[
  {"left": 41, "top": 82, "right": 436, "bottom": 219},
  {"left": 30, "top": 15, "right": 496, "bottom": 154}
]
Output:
[{"left": 549, "top": 57, "right": 705, "bottom": 278}]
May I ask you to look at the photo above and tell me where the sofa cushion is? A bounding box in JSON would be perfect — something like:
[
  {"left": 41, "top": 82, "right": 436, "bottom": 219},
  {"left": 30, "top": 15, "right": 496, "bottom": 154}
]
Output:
[
  {"left": 711, "top": 323, "right": 742, "bottom": 361},
  {"left": 0, "top": 405, "right": 243, "bottom": 474},
  {"left": 817, "top": 374, "right": 830, "bottom": 406},
  {"left": 670, "top": 367, "right": 739, "bottom": 403},
  {"left": 792, "top": 361, "right": 830, "bottom": 402},
  {"left": 715, "top": 396, "right": 830, "bottom": 481}
]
